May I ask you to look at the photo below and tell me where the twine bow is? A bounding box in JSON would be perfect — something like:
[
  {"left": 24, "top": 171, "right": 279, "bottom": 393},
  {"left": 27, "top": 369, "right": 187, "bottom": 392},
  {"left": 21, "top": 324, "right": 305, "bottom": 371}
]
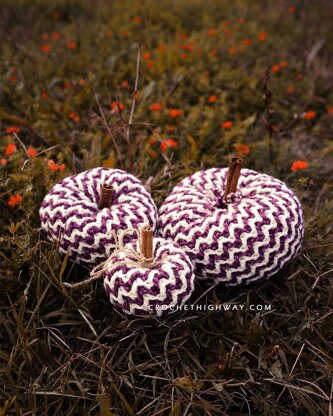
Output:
[{"left": 64, "top": 228, "right": 167, "bottom": 289}]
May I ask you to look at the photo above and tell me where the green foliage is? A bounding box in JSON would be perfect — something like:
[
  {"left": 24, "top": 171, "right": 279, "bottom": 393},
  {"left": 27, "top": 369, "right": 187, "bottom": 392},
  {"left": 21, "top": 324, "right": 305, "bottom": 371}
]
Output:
[{"left": 0, "top": 0, "right": 332, "bottom": 414}]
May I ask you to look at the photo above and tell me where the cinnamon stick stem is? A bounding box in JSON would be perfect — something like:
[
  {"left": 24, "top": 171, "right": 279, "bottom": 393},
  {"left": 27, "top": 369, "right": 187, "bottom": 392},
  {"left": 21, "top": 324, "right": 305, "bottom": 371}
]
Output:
[
  {"left": 98, "top": 183, "right": 113, "bottom": 209},
  {"left": 224, "top": 156, "right": 243, "bottom": 200},
  {"left": 141, "top": 226, "right": 153, "bottom": 262}
]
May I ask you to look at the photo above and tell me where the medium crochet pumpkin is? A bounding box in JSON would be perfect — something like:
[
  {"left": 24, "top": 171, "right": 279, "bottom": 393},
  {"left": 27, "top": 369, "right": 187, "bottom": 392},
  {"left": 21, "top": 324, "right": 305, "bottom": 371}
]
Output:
[
  {"left": 92, "top": 228, "right": 195, "bottom": 316},
  {"left": 158, "top": 159, "right": 304, "bottom": 285},
  {"left": 39, "top": 168, "right": 157, "bottom": 264}
]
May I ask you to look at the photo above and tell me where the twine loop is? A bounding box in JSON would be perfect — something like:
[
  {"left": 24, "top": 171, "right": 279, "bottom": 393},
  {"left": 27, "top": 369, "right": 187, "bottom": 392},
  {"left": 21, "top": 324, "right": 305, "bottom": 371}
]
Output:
[{"left": 64, "top": 228, "right": 167, "bottom": 289}]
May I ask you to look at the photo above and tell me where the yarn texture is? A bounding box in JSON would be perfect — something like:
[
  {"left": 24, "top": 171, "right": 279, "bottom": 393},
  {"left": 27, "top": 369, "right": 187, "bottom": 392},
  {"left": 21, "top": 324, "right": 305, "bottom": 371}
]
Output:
[
  {"left": 158, "top": 168, "right": 304, "bottom": 285},
  {"left": 103, "top": 237, "right": 195, "bottom": 316},
  {"left": 39, "top": 168, "right": 158, "bottom": 264}
]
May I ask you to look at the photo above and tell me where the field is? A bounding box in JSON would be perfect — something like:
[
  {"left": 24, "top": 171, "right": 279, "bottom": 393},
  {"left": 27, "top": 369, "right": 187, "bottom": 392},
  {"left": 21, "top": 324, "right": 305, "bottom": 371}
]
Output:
[{"left": 0, "top": 0, "right": 332, "bottom": 415}]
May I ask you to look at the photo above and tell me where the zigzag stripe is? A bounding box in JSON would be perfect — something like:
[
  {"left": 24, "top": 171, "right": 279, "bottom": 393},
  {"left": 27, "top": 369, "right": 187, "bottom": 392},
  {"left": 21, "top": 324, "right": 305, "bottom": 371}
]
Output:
[
  {"left": 158, "top": 168, "right": 304, "bottom": 286},
  {"left": 40, "top": 168, "right": 158, "bottom": 264},
  {"left": 103, "top": 238, "right": 195, "bottom": 316}
]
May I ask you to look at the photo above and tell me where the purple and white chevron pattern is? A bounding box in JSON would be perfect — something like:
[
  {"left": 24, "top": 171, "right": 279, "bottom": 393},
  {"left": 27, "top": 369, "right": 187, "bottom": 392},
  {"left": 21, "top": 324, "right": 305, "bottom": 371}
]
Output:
[
  {"left": 103, "top": 238, "right": 195, "bottom": 316},
  {"left": 158, "top": 168, "right": 304, "bottom": 285},
  {"left": 39, "top": 168, "right": 158, "bottom": 264}
]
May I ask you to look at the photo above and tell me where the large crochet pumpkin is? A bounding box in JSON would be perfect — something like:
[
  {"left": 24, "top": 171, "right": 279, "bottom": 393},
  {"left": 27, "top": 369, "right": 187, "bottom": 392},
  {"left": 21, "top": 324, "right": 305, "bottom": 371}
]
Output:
[
  {"left": 39, "top": 168, "right": 157, "bottom": 264},
  {"left": 158, "top": 158, "right": 304, "bottom": 285}
]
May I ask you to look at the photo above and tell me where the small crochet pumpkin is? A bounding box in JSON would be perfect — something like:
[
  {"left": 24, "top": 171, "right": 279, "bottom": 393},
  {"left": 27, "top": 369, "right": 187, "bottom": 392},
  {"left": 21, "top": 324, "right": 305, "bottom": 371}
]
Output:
[
  {"left": 89, "top": 227, "right": 195, "bottom": 316},
  {"left": 39, "top": 168, "right": 157, "bottom": 264},
  {"left": 158, "top": 157, "right": 304, "bottom": 286}
]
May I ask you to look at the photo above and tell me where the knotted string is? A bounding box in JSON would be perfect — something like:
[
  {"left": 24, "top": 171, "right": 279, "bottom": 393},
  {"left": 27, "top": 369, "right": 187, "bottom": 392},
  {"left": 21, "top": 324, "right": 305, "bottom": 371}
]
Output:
[{"left": 64, "top": 228, "right": 167, "bottom": 289}]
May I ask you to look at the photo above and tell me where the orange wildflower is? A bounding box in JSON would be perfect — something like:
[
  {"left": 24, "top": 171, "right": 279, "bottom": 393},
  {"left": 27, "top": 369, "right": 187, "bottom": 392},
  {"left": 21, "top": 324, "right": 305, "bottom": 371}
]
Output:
[
  {"left": 40, "top": 91, "right": 49, "bottom": 99},
  {"left": 143, "top": 52, "right": 151, "bottom": 60},
  {"left": 121, "top": 31, "right": 129, "bottom": 38},
  {"left": 69, "top": 112, "right": 80, "bottom": 122},
  {"left": 210, "top": 49, "right": 218, "bottom": 57},
  {"left": 78, "top": 79, "right": 85, "bottom": 86},
  {"left": 1, "top": 158, "right": 7, "bottom": 166},
  {"left": 208, "top": 95, "right": 217, "bottom": 103},
  {"left": 121, "top": 80, "right": 130, "bottom": 88},
  {"left": 258, "top": 32, "right": 268, "bottom": 42},
  {"left": 303, "top": 110, "right": 316, "bottom": 120},
  {"left": 6, "top": 126, "right": 21, "bottom": 134},
  {"left": 105, "top": 30, "right": 113, "bottom": 37},
  {"left": 132, "top": 15, "right": 142, "bottom": 23},
  {"left": 161, "top": 139, "right": 178, "bottom": 152},
  {"left": 111, "top": 101, "right": 125, "bottom": 112},
  {"left": 5, "top": 144, "right": 17, "bottom": 155},
  {"left": 168, "top": 125, "right": 175, "bottom": 132},
  {"left": 10, "top": 75, "right": 17, "bottom": 82},
  {"left": 27, "top": 147, "right": 37, "bottom": 157},
  {"left": 178, "top": 33, "right": 187, "bottom": 41},
  {"left": 48, "top": 159, "right": 58, "bottom": 172},
  {"left": 51, "top": 32, "right": 60, "bottom": 41},
  {"left": 243, "top": 38, "right": 252, "bottom": 46},
  {"left": 280, "top": 60, "right": 288, "bottom": 68},
  {"left": 169, "top": 109, "right": 182, "bottom": 118},
  {"left": 222, "top": 121, "right": 233, "bottom": 129},
  {"left": 158, "top": 44, "right": 166, "bottom": 53},
  {"left": 291, "top": 160, "right": 308, "bottom": 171},
  {"left": 149, "top": 150, "right": 157, "bottom": 159},
  {"left": 180, "top": 53, "right": 188, "bottom": 60},
  {"left": 41, "top": 44, "right": 51, "bottom": 54},
  {"left": 229, "top": 46, "right": 236, "bottom": 55},
  {"left": 208, "top": 28, "right": 217, "bottom": 37},
  {"left": 8, "top": 194, "right": 22, "bottom": 207},
  {"left": 221, "top": 21, "right": 228, "bottom": 28},
  {"left": 235, "top": 143, "right": 250, "bottom": 156},
  {"left": 149, "top": 103, "right": 163, "bottom": 111},
  {"left": 272, "top": 65, "right": 280, "bottom": 72},
  {"left": 288, "top": 6, "right": 296, "bottom": 14},
  {"left": 327, "top": 107, "right": 333, "bottom": 115},
  {"left": 60, "top": 163, "right": 66, "bottom": 172},
  {"left": 67, "top": 41, "right": 77, "bottom": 49},
  {"left": 147, "top": 60, "right": 155, "bottom": 69},
  {"left": 287, "top": 85, "right": 295, "bottom": 94}
]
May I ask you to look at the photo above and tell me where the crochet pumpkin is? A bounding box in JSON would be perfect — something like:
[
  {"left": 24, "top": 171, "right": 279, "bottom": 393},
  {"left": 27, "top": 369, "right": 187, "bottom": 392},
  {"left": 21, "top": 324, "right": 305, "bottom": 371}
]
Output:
[
  {"left": 158, "top": 157, "right": 304, "bottom": 285},
  {"left": 88, "top": 227, "right": 195, "bottom": 316},
  {"left": 39, "top": 168, "right": 157, "bottom": 264}
]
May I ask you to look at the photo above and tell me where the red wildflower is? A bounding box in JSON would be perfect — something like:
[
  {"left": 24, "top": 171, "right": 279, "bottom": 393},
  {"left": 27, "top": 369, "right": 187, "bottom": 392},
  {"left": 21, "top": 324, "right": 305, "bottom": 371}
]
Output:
[
  {"left": 287, "top": 85, "right": 295, "bottom": 94},
  {"left": 208, "top": 95, "right": 217, "bottom": 103},
  {"left": 210, "top": 49, "right": 218, "bottom": 57},
  {"left": 69, "top": 112, "right": 80, "bottom": 122},
  {"left": 243, "top": 38, "right": 252, "bottom": 46},
  {"left": 291, "top": 160, "right": 308, "bottom": 171},
  {"left": 132, "top": 15, "right": 142, "bottom": 23},
  {"left": 221, "top": 121, "right": 233, "bottom": 129},
  {"left": 40, "top": 91, "right": 49, "bottom": 99},
  {"left": 258, "top": 32, "right": 268, "bottom": 42},
  {"left": 111, "top": 101, "right": 125, "bottom": 112},
  {"left": 143, "top": 52, "right": 152, "bottom": 60},
  {"left": 161, "top": 139, "right": 178, "bottom": 152},
  {"left": 168, "top": 125, "right": 175, "bottom": 132},
  {"left": 5, "top": 144, "right": 17, "bottom": 155},
  {"left": 208, "top": 28, "right": 217, "bottom": 37},
  {"left": 52, "top": 11, "right": 60, "bottom": 20},
  {"left": 235, "top": 143, "right": 250, "bottom": 157},
  {"left": 149, "top": 150, "right": 157, "bottom": 159},
  {"left": 149, "top": 103, "right": 163, "bottom": 111},
  {"left": 280, "top": 60, "right": 288, "bottom": 68},
  {"left": 41, "top": 44, "right": 51, "bottom": 54},
  {"left": 229, "top": 46, "right": 236, "bottom": 55},
  {"left": 327, "top": 107, "right": 333, "bottom": 115},
  {"left": 27, "top": 147, "right": 37, "bottom": 157},
  {"left": 288, "top": 6, "right": 296, "bottom": 14},
  {"left": 121, "top": 80, "right": 130, "bottom": 88},
  {"left": 157, "top": 44, "right": 166, "bottom": 53},
  {"left": 221, "top": 21, "right": 228, "bottom": 28},
  {"left": 272, "top": 64, "right": 280, "bottom": 72},
  {"left": 147, "top": 60, "right": 155, "bottom": 69},
  {"left": 6, "top": 126, "right": 21, "bottom": 134},
  {"left": 105, "top": 30, "right": 113, "bottom": 37},
  {"left": 10, "top": 75, "right": 17, "bottom": 82},
  {"left": 169, "top": 109, "right": 182, "bottom": 118},
  {"left": 51, "top": 32, "right": 60, "bottom": 41},
  {"left": 60, "top": 163, "right": 66, "bottom": 172},
  {"left": 303, "top": 110, "right": 316, "bottom": 120},
  {"left": 8, "top": 194, "right": 22, "bottom": 207},
  {"left": 64, "top": 81, "right": 72, "bottom": 90},
  {"left": 67, "top": 41, "right": 77, "bottom": 49},
  {"left": 78, "top": 79, "right": 85, "bottom": 86},
  {"left": 1, "top": 158, "right": 7, "bottom": 166},
  {"left": 48, "top": 159, "right": 58, "bottom": 172}
]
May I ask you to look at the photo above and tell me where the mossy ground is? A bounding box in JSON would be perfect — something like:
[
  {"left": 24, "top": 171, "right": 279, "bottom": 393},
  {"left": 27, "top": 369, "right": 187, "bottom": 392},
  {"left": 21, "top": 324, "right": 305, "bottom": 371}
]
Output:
[{"left": 0, "top": 1, "right": 332, "bottom": 415}]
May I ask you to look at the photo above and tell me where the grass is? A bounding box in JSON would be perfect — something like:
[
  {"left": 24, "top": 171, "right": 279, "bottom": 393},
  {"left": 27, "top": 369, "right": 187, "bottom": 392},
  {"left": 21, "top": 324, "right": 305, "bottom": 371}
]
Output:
[{"left": 0, "top": 0, "right": 333, "bottom": 414}]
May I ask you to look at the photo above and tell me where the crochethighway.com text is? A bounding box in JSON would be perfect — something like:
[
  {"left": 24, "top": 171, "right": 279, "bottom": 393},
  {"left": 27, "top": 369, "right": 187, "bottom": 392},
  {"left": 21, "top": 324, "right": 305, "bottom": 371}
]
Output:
[{"left": 149, "top": 303, "right": 273, "bottom": 312}]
